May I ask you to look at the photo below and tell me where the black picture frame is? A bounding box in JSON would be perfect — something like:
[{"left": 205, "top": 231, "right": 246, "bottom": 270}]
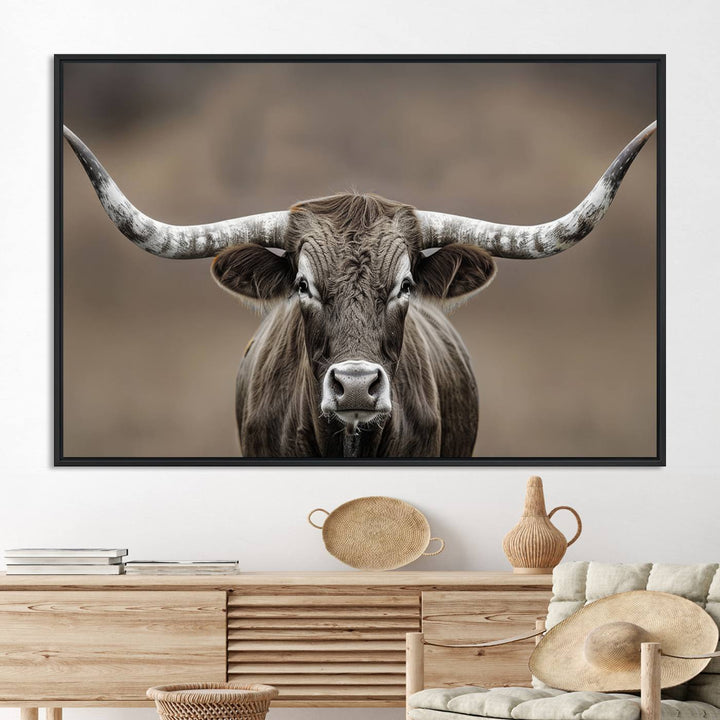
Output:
[{"left": 54, "top": 54, "right": 665, "bottom": 467}]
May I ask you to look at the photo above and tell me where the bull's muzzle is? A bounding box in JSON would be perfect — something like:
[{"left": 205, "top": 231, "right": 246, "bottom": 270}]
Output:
[{"left": 321, "top": 360, "right": 391, "bottom": 424}]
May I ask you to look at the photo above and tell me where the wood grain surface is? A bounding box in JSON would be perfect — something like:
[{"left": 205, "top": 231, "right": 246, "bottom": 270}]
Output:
[
  {"left": 228, "top": 592, "right": 419, "bottom": 704},
  {"left": 0, "top": 591, "right": 226, "bottom": 701},
  {"left": 422, "top": 590, "right": 551, "bottom": 689},
  {"left": 0, "top": 572, "right": 553, "bottom": 591}
]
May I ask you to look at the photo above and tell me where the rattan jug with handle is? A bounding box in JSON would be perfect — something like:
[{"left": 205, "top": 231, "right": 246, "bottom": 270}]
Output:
[{"left": 502, "top": 476, "right": 582, "bottom": 574}]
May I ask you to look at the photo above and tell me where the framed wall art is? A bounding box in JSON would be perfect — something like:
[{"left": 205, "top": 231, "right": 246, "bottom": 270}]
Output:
[{"left": 55, "top": 55, "right": 665, "bottom": 466}]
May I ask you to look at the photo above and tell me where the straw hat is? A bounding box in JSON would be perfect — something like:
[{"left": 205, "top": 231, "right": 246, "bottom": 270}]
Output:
[{"left": 530, "top": 590, "right": 719, "bottom": 692}]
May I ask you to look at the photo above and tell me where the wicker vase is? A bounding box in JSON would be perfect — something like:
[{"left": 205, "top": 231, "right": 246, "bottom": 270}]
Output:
[{"left": 502, "top": 476, "right": 582, "bottom": 574}]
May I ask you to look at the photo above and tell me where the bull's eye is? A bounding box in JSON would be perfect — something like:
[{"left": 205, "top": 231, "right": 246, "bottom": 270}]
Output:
[
  {"left": 399, "top": 278, "right": 413, "bottom": 297},
  {"left": 297, "top": 277, "right": 310, "bottom": 296}
]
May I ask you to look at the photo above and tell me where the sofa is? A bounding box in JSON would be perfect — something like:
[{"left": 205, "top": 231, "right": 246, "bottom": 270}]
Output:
[{"left": 408, "top": 562, "right": 720, "bottom": 720}]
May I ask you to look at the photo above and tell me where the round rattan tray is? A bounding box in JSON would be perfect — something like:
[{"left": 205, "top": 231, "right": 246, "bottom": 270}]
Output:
[{"left": 308, "top": 496, "right": 444, "bottom": 570}]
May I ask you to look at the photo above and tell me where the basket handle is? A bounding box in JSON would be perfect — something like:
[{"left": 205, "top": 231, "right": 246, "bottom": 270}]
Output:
[
  {"left": 548, "top": 505, "right": 582, "bottom": 547},
  {"left": 308, "top": 508, "right": 330, "bottom": 529},
  {"left": 422, "top": 537, "right": 445, "bottom": 556}
]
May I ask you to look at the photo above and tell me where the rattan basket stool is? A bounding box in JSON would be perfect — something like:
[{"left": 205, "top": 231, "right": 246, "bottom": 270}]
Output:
[{"left": 147, "top": 683, "right": 278, "bottom": 720}]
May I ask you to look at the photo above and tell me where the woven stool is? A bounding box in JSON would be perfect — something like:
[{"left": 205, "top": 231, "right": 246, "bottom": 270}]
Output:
[{"left": 148, "top": 683, "right": 278, "bottom": 720}]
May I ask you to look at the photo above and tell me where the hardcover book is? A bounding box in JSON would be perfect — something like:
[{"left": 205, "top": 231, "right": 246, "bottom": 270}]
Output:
[
  {"left": 5, "top": 557, "right": 124, "bottom": 565},
  {"left": 125, "top": 561, "right": 238, "bottom": 575},
  {"left": 6, "top": 564, "right": 125, "bottom": 575},
  {"left": 5, "top": 548, "right": 127, "bottom": 558}
]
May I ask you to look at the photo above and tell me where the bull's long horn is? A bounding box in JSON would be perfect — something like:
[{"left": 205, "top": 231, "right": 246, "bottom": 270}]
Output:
[
  {"left": 63, "top": 126, "right": 288, "bottom": 258},
  {"left": 417, "top": 121, "right": 657, "bottom": 258}
]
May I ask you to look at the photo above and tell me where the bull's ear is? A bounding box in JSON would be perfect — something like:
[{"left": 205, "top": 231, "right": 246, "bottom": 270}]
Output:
[
  {"left": 211, "top": 244, "right": 294, "bottom": 301},
  {"left": 414, "top": 244, "right": 497, "bottom": 300}
]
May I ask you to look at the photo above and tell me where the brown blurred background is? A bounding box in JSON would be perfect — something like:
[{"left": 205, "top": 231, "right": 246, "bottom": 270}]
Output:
[{"left": 61, "top": 61, "right": 657, "bottom": 459}]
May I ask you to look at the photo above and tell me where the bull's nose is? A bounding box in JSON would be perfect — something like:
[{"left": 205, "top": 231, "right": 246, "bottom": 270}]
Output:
[{"left": 321, "top": 361, "right": 391, "bottom": 420}]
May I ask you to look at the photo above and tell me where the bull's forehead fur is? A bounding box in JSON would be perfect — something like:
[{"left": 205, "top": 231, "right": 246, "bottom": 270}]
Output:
[{"left": 286, "top": 193, "right": 422, "bottom": 296}]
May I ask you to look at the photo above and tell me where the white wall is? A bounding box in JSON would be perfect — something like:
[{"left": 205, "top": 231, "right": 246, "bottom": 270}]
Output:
[{"left": 1, "top": 2, "right": 719, "bottom": 719}]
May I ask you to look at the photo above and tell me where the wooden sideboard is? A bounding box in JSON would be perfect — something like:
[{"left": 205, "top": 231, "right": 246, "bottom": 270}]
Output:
[{"left": 0, "top": 572, "right": 552, "bottom": 712}]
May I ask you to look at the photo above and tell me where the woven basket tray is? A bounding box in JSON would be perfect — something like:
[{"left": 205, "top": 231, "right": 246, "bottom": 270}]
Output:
[
  {"left": 147, "top": 683, "right": 277, "bottom": 720},
  {"left": 308, "top": 496, "right": 444, "bottom": 570}
]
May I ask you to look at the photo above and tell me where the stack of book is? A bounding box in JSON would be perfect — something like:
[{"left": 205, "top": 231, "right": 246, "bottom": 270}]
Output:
[
  {"left": 4, "top": 549, "right": 127, "bottom": 574},
  {"left": 125, "top": 561, "right": 239, "bottom": 575}
]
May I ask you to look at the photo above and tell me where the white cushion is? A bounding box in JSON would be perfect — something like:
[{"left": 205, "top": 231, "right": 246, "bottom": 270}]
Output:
[
  {"left": 647, "top": 564, "right": 718, "bottom": 602},
  {"left": 409, "top": 686, "right": 483, "bottom": 711},
  {"left": 409, "top": 686, "right": 720, "bottom": 720},
  {"left": 584, "top": 563, "right": 652, "bottom": 602}
]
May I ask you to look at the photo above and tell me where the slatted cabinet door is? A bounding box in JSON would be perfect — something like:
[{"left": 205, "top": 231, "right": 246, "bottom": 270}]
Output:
[
  {"left": 227, "top": 593, "right": 421, "bottom": 706},
  {"left": 422, "top": 590, "right": 551, "bottom": 690},
  {"left": 0, "top": 591, "right": 227, "bottom": 701}
]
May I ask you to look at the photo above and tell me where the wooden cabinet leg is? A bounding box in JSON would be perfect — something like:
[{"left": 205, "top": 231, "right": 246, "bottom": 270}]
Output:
[
  {"left": 46, "top": 709, "right": 62, "bottom": 720},
  {"left": 20, "top": 709, "right": 38, "bottom": 720},
  {"left": 406, "top": 632, "right": 424, "bottom": 720}
]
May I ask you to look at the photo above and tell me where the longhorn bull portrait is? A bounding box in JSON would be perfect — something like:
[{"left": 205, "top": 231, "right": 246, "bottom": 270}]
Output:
[{"left": 63, "top": 121, "right": 656, "bottom": 458}]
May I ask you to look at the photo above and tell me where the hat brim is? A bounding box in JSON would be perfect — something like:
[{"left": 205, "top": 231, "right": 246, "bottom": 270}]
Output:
[{"left": 530, "top": 590, "right": 718, "bottom": 692}]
